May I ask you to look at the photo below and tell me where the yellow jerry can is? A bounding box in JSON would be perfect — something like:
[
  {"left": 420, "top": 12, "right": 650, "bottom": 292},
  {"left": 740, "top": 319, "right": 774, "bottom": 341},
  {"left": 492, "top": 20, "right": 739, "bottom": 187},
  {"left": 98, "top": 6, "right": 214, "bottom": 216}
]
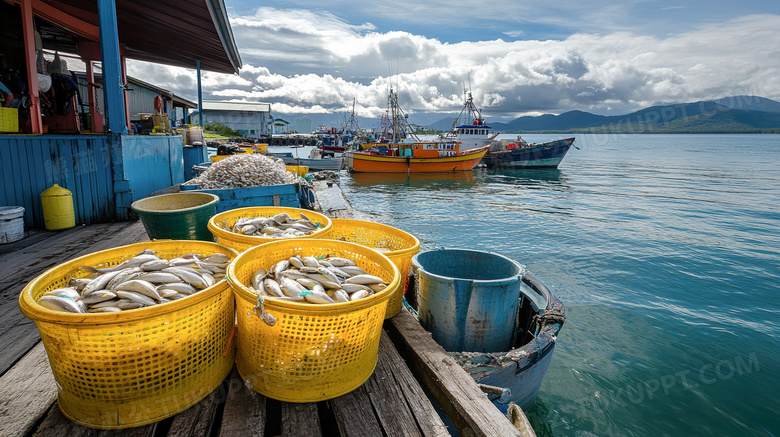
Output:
[{"left": 41, "top": 184, "right": 75, "bottom": 230}]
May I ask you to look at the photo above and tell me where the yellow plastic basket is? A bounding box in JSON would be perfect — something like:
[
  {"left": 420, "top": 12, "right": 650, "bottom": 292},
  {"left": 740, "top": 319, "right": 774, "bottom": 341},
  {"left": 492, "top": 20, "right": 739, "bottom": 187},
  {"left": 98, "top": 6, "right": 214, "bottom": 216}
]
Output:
[
  {"left": 207, "top": 206, "right": 333, "bottom": 252},
  {"left": 18, "top": 241, "right": 239, "bottom": 429},
  {"left": 226, "top": 239, "right": 400, "bottom": 403},
  {"left": 323, "top": 218, "right": 420, "bottom": 319}
]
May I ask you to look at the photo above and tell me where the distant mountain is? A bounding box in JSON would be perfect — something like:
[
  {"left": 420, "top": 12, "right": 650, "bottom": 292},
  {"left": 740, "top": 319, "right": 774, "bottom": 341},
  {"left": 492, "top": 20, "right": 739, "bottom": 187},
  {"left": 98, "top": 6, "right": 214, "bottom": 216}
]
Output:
[{"left": 487, "top": 96, "right": 780, "bottom": 133}]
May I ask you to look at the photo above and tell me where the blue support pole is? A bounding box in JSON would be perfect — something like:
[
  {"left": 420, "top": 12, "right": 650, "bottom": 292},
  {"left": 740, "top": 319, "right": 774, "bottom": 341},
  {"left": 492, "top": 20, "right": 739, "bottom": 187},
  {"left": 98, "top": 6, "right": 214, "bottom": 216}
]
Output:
[
  {"left": 196, "top": 60, "right": 203, "bottom": 127},
  {"left": 97, "top": 0, "right": 127, "bottom": 134}
]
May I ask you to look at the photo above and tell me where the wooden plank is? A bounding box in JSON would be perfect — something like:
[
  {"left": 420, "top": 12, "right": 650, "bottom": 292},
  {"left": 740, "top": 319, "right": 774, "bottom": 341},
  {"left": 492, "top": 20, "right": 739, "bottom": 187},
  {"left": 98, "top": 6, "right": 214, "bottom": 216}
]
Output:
[
  {"left": 329, "top": 386, "right": 382, "bottom": 437},
  {"left": 311, "top": 180, "right": 372, "bottom": 221},
  {"left": 372, "top": 331, "right": 450, "bottom": 437},
  {"left": 0, "top": 342, "right": 58, "bottom": 437},
  {"left": 31, "top": 404, "right": 158, "bottom": 437},
  {"left": 386, "top": 310, "right": 528, "bottom": 437},
  {"left": 363, "top": 332, "right": 425, "bottom": 437},
  {"left": 166, "top": 388, "right": 220, "bottom": 437},
  {"left": 280, "top": 402, "right": 321, "bottom": 437},
  {"left": 0, "top": 221, "right": 147, "bottom": 373},
  {"left": 218, "top": 368, "right": 266, "bottom": 437}
]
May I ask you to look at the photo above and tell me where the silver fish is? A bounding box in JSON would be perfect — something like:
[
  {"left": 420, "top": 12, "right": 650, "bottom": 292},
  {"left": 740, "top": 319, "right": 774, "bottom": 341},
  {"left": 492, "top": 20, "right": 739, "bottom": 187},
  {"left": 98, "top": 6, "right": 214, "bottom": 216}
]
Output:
[
  {"left": 68, "top": 277, "right": 91, "bottom": 291},
  {"left": 162, "top": 267, "right": 209, "bottom": 289},
  {"left": 80, "top": 290, "right": 117, "bottom": 304},
  {"left": 81, "top": 269, "right": 124, "bottom": 296},
  {"left": 264, "top": 278, "right": 285, "bottom": 298},
  {"left": 301, "top": 289, "right": 335, "bottom": 304},
  {"left": 116, "top": 300, "right": 146, "bottom": 310},
  {"left": 159, "top": 282, "right": 197, "bottom": 295},
  {"left": 140, "top": 259, "right": 170, "bottom": 271},
  {"left": 350, "top": 289, "right": 371, "bottom": 301},
  {"left": 203, "top": 253, "right": 229, "bottom": 264},
  {"left": 345, "top": 274, "right": 385, "bottom": 285},
  {"left": 272, "top": 260, "right": 290, "bottom": 278},
  {"left": 326, "top": 257, "right": 357, "bottom": 267},
  {"left": 81, "top": 254, "right": 162, "bottom": 274},
  {"left": 339, "top": 266, "right": 368, "bottom": 276},
  {"left": 90, "top": 299, "right": 123, "bottom": 309},
  {"left": 105, "top": 267, "right": 142, "bottom": 290},
  {"left": 301, "top": 256, "right": 320, "bottom": 267},
  {"left": 44, "top": 287, "right": 81, "bottom": 300},
  {"left": 280, "top": 277, "right": 306, "bottom": 297},
  {"left": 115, "top": 280, "right": 162, "bottom": 301},
  {"left": 333, "top": 289, "right": 351, "bottom": 303},
  {"left": 115, "top": 290, "right": 157, "bottom": 306},
  {"left": 89, "top": 307, "right": 122, "bottom": 313},
  {"left": 39, "top": 295, "right": 87, "bottom": 313},
  {"left": 251, "top": 268, "right": 267, "bottom": 290},
  {"left": 341, "top": 283, "right": 373, "bottom": 294},
  {"left": 288, "top": 256, "right": 304, "bottom": 268},
  {"left": 134, "top": 272, "right": 182, "bottom": 284}
]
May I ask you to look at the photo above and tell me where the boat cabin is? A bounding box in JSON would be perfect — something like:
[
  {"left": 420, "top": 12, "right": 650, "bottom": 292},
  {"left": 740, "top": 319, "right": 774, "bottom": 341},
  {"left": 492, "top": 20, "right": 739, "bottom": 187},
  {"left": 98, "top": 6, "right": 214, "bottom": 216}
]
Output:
[{"left": 364, "top": 140, "right": 462, "bottom": 158}]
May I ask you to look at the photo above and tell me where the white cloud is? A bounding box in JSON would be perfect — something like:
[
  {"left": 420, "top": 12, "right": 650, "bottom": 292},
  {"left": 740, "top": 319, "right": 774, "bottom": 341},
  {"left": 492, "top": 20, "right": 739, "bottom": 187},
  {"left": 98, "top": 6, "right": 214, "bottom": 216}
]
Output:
[{"left": 126, "top": 10, "right": 780, "bottom": 119}]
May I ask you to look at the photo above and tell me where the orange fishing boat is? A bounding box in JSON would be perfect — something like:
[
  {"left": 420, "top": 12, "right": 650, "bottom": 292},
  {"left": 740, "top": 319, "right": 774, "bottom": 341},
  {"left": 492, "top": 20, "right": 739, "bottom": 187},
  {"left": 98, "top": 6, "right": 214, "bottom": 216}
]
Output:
[
  {"left": 346, "top": 142, "right": 489, "bottom": 173},
  {"left": 346, "top": 87, "right": 488, "bottom": 173}
]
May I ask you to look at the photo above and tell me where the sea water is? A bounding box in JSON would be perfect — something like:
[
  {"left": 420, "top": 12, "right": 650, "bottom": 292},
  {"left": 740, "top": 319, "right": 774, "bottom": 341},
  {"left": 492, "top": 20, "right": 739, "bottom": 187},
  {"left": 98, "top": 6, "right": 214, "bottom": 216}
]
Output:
[{"left": 339, "top": 134, "right": 780, "bottom": 437}]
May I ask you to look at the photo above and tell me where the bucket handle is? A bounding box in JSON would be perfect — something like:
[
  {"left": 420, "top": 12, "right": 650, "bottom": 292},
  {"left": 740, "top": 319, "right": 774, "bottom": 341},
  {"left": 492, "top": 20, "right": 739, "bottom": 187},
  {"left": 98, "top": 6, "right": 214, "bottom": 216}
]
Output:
[{"left": 251, "top": 294, "right": 277, "bottom": 326}]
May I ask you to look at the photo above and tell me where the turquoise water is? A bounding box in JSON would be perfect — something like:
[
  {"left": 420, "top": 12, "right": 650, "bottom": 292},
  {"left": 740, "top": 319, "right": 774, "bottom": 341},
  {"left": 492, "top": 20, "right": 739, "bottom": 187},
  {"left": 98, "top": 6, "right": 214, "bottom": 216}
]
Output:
[{"left": 339, "top": 134, "right": 780, "bottom": 437}]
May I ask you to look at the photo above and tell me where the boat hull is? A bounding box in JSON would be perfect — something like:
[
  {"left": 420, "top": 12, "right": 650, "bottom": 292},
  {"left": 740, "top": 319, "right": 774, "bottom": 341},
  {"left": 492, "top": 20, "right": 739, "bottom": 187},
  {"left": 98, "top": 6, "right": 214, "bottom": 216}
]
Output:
[
  {"left": 483, "top": 138, "right": 575, "bottom": 169},
  {"left": 448, "top": 271, "right": 565, "bottom": 411},
  {"left": 346, "top": 146, "right": 488, "bottom": 173},
  {"left": 280, "top": 157, "right": 343, "bottom": 171}
]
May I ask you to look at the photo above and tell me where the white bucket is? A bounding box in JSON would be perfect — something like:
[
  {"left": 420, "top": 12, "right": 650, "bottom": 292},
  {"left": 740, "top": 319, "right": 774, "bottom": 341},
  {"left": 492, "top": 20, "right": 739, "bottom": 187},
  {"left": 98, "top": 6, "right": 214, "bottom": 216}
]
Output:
[{"left": 0, "top": 206, "right": 25, "bottom": 244}]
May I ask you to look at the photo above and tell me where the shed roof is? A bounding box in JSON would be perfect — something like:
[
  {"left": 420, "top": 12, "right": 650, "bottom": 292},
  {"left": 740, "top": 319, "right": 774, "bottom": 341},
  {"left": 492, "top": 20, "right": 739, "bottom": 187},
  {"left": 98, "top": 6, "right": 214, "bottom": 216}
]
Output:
[
  {"left": 202, "top": 101, "right": 271, "bottom": 112},
  {"left": 7, "top": 0, "right": 241, "bottom": 74}
]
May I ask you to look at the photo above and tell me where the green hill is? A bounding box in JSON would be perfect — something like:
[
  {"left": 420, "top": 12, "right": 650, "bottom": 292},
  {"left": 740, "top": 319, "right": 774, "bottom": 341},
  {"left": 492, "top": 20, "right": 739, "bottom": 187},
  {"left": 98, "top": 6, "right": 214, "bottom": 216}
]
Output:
[{"left": 487, "top": 96, "right": 780, "bottom": 133}]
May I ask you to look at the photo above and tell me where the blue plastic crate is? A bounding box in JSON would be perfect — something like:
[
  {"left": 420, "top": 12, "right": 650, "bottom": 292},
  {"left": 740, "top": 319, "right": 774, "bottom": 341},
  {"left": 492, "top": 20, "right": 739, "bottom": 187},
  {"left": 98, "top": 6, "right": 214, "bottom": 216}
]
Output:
[{"left": 189, "top": 183, "right": 300, "bottom": 212}]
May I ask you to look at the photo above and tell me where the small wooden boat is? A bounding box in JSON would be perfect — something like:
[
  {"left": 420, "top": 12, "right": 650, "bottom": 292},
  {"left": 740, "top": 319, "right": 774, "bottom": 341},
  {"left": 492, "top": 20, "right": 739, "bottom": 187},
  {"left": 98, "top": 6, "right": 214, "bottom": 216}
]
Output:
[
  {"left": 450, "top": 271, "right": 565, "bottom": 411},
  {"left": 346, "top": 143, "right": 489, "bottom": 173}
]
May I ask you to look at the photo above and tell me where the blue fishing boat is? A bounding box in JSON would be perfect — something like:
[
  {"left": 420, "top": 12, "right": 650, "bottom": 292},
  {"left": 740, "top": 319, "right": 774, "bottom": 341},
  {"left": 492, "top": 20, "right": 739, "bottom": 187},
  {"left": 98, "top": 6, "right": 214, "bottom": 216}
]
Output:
[
  {"left": 441, "top": 92, "right": 576, "bottom": 168},
  {"left": 481, "top": 137, "right": 576, "bottom": 168}
]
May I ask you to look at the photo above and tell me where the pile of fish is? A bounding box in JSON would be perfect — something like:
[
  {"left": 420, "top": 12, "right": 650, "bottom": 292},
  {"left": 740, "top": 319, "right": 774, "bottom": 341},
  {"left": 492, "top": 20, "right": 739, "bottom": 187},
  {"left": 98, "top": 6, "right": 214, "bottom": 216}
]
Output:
[
  {"left": 37, "top": 250, "right": 230, "bottom": 314},
  {"left": 215, "top": 212, "right": 322, "bottom": 239},
  {"left": 248, "top": 254, "right": 389, "bottom": 305},
  {"left": 190, "top": 154, "right": 296, "bottom": 189}
]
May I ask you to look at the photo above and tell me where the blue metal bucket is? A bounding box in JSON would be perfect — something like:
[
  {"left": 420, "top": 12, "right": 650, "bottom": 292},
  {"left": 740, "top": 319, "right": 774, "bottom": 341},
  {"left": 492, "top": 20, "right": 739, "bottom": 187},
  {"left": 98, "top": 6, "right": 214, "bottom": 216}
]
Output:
[{"left": 412, "top": 249, "right": 525, "bottom": 353}]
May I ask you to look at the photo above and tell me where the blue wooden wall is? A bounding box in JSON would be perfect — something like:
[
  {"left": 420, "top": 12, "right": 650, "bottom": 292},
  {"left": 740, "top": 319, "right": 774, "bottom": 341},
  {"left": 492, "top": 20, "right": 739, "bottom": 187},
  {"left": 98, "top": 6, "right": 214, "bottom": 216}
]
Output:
[
  {"left": 0, "top": 134, "right": 184, "bottom": 230},
  {"left": 0, "top": 135, "right": 114, "bottom": 229},
  {"left": 113, "top": 135, "right": 184, "bottom": 219}
]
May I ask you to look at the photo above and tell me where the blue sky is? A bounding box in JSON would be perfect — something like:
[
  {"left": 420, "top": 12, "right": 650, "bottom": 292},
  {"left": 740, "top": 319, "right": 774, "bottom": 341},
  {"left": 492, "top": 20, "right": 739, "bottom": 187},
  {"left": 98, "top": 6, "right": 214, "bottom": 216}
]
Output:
[{"left": 128, "top": 0, "right": 780, "bottom": 123}]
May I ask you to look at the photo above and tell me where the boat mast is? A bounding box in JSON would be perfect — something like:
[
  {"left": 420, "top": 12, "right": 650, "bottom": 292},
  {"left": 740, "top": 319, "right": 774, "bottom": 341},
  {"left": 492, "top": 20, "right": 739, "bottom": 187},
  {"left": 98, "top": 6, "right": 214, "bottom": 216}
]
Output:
[
  {"left": 451, "top": 91, "right": 484, "bottom": 131},
  {"left": 388, "top": 87, "right": 419, "bottom": 143}
]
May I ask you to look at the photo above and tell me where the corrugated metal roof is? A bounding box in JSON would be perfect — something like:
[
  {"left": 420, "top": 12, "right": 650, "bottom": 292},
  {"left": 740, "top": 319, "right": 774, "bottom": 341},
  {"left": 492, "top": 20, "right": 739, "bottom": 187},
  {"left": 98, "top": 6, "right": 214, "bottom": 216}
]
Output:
[
  {"left": 202, "top": 101, "right": 271, "bottom": 112},
  {"left": 13, "top": 0, "right": 241, "bottom": 74}
]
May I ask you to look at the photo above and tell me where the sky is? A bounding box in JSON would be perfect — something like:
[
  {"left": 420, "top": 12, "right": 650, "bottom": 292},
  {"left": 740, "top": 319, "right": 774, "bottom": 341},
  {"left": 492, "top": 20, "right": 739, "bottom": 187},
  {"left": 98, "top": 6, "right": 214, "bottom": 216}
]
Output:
[{"left": 126, "top": 0, "right": 780, "bottom": 125}]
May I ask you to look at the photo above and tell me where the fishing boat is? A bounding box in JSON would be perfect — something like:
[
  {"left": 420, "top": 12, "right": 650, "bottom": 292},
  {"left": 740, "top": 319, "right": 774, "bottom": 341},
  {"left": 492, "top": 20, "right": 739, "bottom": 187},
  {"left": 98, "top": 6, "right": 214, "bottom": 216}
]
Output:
[
  {"left": 482, "top": 136, "right": 576, "bottom": 168},
  {"left": 346, "top": 88, "right": 488, "bottom": 173},
  {"left": 444, "top": 92, "right": 576, "bottom": 168},
  {"left": 346, "top": 143, "right": 489, "bottom": 173},
  {"left": 407, "top": 266, "right": 565, "bottom": 411},
  {"left": 315, "top": 100, "right": 367, "bottom": 154},
  {"left": 267, "top": 148, "right": 344, "bottom": 171}
]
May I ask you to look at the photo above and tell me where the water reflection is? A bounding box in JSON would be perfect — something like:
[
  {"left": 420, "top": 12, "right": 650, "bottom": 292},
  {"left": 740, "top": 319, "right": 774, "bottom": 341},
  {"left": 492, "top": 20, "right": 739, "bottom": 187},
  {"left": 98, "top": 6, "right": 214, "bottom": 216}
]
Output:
[
  {"left": 475, "top": 167, "right": 571, "bottom": 191},
  {"left": 345, "top": 171, "right": 479, "bottom": 191}
]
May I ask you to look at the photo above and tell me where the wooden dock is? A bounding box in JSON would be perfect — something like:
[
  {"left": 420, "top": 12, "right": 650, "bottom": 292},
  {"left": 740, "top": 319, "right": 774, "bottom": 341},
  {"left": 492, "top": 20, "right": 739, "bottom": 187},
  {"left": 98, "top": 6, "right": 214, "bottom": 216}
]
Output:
[{"left": 0, "top": 180, "right": 534, "bottom": 437}]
